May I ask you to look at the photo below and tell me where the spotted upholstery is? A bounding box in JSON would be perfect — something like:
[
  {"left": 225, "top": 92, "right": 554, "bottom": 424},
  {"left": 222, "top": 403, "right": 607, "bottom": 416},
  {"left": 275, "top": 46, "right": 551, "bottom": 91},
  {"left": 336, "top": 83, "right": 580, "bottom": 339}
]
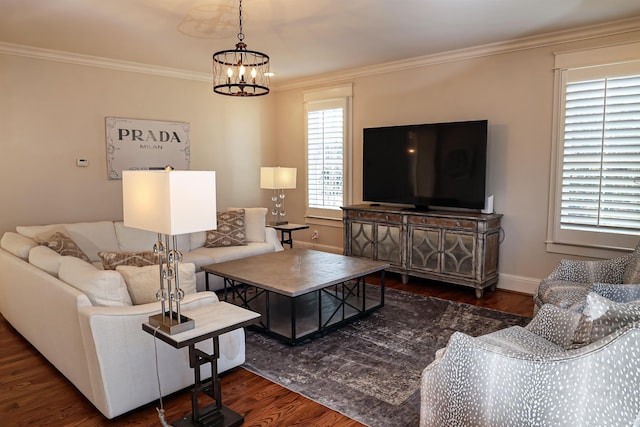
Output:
[
  {"left": 420, "top": 299, "right": 640, "bottom": 426},
  {"left": 534, "top": 247, "right": 638, "bottom": 313}
]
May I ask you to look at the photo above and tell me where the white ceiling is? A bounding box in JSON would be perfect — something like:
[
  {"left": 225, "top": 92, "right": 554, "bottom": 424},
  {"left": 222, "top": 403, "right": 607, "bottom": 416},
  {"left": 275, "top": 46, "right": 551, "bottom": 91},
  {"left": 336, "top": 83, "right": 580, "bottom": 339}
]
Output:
[{"left": 2, "top": 0, "right": 640, "bottom": 84}]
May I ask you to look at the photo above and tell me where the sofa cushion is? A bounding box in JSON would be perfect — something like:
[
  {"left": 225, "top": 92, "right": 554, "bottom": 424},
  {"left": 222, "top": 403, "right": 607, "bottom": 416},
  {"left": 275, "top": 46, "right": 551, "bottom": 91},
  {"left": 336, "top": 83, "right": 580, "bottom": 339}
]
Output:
[
  {"left": 184, "top": 242, "right": 276, "bottom": 271},
  {"left": 116, "top": 263, "right": 196, "bottom": 305},
  {"left": 205, "top": 210, "right": 247, "bottom": 247},
  {"left": 1, "top": 231, "right": 37, "bottom": 260},
  {"left": 17, "top": 221, "right": 120, "bottom": 262},
  {"left": 98, "top": 250, "right": 159, "bottom": 270},
  {"left": 36, "top": 232, "right": 92, "bottom": 263},
  {"left": 573, "top": 292, "right": 640, "bottom": 346},
  {"left": 227, "top": 207, "right": 267, "bottom": 243},
  {"left": 28, "top": 245, "right": 63, "bottom": 277},
  {"left": 114, "top": 222, "right": 191, "bottom": 253},
  {"left": 58, "top": 256, "right": 132, "bottom": 307}
]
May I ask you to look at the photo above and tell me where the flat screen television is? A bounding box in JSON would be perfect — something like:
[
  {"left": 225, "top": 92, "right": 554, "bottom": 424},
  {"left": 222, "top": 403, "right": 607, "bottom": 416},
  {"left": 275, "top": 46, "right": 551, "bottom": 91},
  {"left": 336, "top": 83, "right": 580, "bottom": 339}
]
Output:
[{"left": 363, "top": 120, "right": 488, "bottom": 210}]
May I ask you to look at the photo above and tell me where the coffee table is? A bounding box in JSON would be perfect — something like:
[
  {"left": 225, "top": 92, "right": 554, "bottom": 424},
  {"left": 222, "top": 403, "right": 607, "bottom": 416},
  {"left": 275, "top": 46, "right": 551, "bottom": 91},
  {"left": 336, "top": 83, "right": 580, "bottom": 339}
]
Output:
[{"left": 203, "top": 248, "right": 389, "bottom": 344}]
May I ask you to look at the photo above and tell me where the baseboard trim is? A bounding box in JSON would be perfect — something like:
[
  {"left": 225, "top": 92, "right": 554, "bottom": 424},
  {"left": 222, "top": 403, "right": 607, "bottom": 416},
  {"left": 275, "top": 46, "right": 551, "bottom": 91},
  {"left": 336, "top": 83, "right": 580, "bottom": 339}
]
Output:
[
  {"left": 293, "top": 241, "right": 343, "bottom": 254},
  {"left": 496, "top": 273, "right": 538, "bottom": 295}
]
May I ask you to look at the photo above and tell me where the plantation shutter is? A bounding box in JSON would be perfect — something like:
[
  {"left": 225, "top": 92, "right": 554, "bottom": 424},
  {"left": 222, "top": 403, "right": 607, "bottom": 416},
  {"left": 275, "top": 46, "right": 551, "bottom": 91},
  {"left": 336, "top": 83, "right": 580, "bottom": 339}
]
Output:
[
  {"left": 561, "top": 72, "right": 640, "bottom": 234},
  {"left": 307, "top": 106, "right": 344, "bottom": 211}
]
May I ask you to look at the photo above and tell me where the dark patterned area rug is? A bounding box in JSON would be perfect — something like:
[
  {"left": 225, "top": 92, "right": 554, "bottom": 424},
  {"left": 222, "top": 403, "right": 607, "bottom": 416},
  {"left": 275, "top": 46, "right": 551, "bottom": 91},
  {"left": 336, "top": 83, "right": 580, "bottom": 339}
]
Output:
[{"left": 243, "top": 287, "right": 531, "bottom": 426}]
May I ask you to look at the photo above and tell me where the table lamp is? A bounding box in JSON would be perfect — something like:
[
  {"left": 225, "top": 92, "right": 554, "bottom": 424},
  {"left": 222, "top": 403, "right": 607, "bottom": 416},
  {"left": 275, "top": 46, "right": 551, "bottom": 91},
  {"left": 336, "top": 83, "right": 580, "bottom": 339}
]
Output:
[
  {"left": 260, "top": 166, "right": 296, "bottom": 225},
  {"left": 122, "top": 168, "right": 217, "bottom": 334}
]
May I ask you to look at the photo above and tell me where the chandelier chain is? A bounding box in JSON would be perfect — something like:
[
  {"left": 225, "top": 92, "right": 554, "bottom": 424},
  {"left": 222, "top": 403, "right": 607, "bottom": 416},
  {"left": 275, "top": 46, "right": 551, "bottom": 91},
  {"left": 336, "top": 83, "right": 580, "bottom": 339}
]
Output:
[{"left": 237, "top": 0, "right": 244, "bottom": 42}]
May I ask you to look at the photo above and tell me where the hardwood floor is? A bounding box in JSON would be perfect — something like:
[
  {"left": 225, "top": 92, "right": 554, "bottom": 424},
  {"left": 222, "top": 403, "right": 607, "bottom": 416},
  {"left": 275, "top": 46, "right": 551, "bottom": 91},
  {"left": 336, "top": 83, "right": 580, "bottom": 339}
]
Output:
[{"left": 0, "top": 273, "right": 533, "bottom": 426}]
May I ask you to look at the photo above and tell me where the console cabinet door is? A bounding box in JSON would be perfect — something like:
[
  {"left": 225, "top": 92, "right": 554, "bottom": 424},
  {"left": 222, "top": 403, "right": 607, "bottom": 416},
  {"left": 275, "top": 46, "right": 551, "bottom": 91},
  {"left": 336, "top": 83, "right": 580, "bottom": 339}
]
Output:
[
  {"left": 349, "top": 221, "right": 373, "bottom": 259},
  {"left": 409, "top": 227, "right": 440, "bottom": 272},
  {"left": 441, "top": 230, "right": 475, "bottom": 278},
  {"left": 375, "top": 224, "right": 402, "bottom": 265}
]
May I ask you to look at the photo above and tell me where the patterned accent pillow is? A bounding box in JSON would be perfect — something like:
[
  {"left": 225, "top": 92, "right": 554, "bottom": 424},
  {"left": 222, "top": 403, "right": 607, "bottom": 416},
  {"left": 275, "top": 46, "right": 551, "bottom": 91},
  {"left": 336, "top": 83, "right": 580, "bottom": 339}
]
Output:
[
  {"left": 36, "top": 231, "right": 91, "bottom": 263},
  {"left": 572, "top": 292, "right": 640, "bottom": 346},
  {"left": 98, "top": 250, "right": 159, "bottom": 270},
  {"left": 205, "top": 209, "right": 247, "bottom": 247}
]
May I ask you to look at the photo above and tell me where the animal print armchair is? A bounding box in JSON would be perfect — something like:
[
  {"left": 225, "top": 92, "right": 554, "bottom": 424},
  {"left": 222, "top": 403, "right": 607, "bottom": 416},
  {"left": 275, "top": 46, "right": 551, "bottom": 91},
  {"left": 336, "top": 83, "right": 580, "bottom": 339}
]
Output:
[
  {"left": 534, "top": 243, "right": 640, "bottom": 313},
  {"left": 420, "top": 294, "right": 640, "bottom": 426}
]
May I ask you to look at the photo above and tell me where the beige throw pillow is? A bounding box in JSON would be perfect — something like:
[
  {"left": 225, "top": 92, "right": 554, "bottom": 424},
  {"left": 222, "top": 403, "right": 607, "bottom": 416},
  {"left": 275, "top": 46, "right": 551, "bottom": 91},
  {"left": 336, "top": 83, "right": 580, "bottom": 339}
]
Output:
[
  {"left": 117, "top": 263, "right": 196, "bottom": 305},
  {"left": 36, "top": 231, "right": 91, "bottom": 263},
  {"left": 98, "top": 250, "right": 159, "bottom": 270},
  {"left": 205, "top": 210, "right": 247, "bottom": 247}
]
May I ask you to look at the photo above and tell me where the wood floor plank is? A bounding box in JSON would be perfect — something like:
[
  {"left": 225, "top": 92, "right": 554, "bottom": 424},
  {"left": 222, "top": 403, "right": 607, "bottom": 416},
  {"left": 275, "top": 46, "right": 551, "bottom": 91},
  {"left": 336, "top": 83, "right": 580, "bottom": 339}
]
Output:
[{"left": 0, "top": 272, "right": 533, "bottom": 426}]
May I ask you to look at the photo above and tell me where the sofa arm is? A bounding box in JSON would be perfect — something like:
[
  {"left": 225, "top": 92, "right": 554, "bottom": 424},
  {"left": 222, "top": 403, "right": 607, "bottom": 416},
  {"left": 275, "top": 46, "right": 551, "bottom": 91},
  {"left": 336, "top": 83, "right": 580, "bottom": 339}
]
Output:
[
  {"left": 77, "top": 292, "right": 246, "bottom": 418},
  {"left": 265, "top": 227, "right": 284, "bottom": 252}
]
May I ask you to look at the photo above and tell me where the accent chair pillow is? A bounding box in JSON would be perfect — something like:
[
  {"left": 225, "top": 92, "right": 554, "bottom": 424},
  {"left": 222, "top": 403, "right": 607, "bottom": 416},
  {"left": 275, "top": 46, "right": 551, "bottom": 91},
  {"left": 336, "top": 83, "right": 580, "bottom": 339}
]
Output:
[
  {"left": 116, "top": 263, "right": 196, "bottom": 305},
  {"left": 36, "top": 231, "right": 91, "bottom": 263},
  {"left": 205, "top": 209, "right": 247, "bottom": 247},
  {"left": 572, "top": 292, "right": 640, "bottom": 346},
  {"left": 98, "top": 250, "right": 159, "bottom": 270},
  {"left": 525, "top": 303, "right": 583, "bottom": 349}
]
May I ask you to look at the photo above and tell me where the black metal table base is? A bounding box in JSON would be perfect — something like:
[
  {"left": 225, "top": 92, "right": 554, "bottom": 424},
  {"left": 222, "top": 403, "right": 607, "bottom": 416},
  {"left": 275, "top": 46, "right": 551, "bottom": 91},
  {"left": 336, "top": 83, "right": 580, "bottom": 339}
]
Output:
[
  {"left": 220, "top": 272, "right": 385, "bottom": 345},
  {"left": 172, "top": 404, "right": 243, "bottom": 427}
]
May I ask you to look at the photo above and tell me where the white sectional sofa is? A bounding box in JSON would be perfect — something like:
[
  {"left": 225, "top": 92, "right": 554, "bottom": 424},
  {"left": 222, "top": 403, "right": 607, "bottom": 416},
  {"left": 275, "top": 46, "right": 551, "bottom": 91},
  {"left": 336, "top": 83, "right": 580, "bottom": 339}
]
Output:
[{"left": 0, "top": 208, "right": 283, "bottom": 419}]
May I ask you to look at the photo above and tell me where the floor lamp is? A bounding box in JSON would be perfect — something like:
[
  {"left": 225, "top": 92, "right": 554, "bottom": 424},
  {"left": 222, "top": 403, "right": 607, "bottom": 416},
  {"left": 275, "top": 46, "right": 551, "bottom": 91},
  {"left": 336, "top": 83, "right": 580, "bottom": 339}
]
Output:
[
  {"left": 260, "top": 166, "right": 296, "bottom": 225},
  {"left": 122, "top": 169, "right": 217, "bottom": 334}
]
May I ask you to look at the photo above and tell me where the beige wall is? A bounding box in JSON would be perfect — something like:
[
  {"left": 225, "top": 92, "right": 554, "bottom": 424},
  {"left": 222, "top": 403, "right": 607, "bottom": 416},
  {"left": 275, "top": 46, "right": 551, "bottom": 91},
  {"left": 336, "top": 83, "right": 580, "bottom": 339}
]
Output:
[
  {"left": 0, "top": 54, "right": 276, "bottom": 235},
  {"left": 2, "top": 27, "right": 639, "bottom": 293},
  {"left": 271, "top": 31, "right": 640, "bottom": 292}
]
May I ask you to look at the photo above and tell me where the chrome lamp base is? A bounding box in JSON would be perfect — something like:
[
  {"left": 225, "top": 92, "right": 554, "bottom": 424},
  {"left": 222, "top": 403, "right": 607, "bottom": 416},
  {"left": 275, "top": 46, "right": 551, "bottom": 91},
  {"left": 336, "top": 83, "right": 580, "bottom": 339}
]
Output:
[{"left": 149, "top": 311, "right": 195, "bottom": 335}]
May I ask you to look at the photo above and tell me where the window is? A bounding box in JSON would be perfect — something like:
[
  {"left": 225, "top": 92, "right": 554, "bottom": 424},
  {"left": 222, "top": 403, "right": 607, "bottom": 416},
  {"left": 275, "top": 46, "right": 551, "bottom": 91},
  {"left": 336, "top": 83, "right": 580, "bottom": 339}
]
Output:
[
  {"left": 547, "top": 43, "right": 640, "bottom": 256},
  {"left": 304, "top": 84, "right": 352, "bottom": 220}
]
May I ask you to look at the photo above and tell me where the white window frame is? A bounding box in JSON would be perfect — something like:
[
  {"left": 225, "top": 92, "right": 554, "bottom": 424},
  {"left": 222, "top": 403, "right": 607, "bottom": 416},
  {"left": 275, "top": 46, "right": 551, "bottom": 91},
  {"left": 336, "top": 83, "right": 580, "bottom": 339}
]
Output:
[
  {"left": 547, "top": 42, "right": 640, "bottom": 258},
  {"left": 303, "top": 84, "right": 353, "bottom": 223}
]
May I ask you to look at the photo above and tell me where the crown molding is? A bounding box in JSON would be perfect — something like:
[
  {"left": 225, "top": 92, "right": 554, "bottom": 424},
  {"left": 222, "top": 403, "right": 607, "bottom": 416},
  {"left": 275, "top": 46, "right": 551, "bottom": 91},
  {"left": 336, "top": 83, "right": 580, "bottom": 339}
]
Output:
[
  {"left": 1, "top": 16, "right": 639, "bottom": 91},
  {"left": 0, "top": 42, "right": 211, "bottom": 82},
  {"left": 275, "top": 16, "right": 640, "bottom": 91}
]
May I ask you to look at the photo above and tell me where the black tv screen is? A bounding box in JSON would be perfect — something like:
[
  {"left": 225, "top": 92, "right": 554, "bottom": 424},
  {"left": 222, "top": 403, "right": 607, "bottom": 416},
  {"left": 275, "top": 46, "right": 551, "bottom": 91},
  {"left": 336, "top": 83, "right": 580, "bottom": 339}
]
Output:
[{"left": 363, "top": 120, "right": 487, "bottom": 210}]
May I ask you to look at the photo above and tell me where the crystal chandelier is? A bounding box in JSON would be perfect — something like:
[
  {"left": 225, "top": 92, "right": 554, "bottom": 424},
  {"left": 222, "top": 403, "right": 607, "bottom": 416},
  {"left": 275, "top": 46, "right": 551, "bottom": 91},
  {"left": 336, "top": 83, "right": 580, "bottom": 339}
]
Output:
[{"left": 212, "top": 0, "right": 270, "bottom": 96}]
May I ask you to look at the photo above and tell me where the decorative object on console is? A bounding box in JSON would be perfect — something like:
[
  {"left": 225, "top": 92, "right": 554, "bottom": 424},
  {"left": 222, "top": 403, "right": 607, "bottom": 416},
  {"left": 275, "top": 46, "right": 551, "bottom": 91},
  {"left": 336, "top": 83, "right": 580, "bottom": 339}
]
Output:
[
  {"left": 260, "top": 166, "right": 297, "bottom": 225},
  {"left": 122, "top": 168, "right": 217, "bottom": 334},
  {"left": 212, "top": 0, "right": 270, "bottom": 97}
]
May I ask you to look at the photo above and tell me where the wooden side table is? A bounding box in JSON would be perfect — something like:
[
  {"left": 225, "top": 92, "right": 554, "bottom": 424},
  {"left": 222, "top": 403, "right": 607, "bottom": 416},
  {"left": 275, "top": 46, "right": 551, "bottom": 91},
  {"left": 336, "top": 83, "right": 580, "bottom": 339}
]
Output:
[
  {"left": 269, "top": 223, "right": 309, "bottom": 248},
  {"left": 143, "top": 302, "right": 260, "bottom": 427}
]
